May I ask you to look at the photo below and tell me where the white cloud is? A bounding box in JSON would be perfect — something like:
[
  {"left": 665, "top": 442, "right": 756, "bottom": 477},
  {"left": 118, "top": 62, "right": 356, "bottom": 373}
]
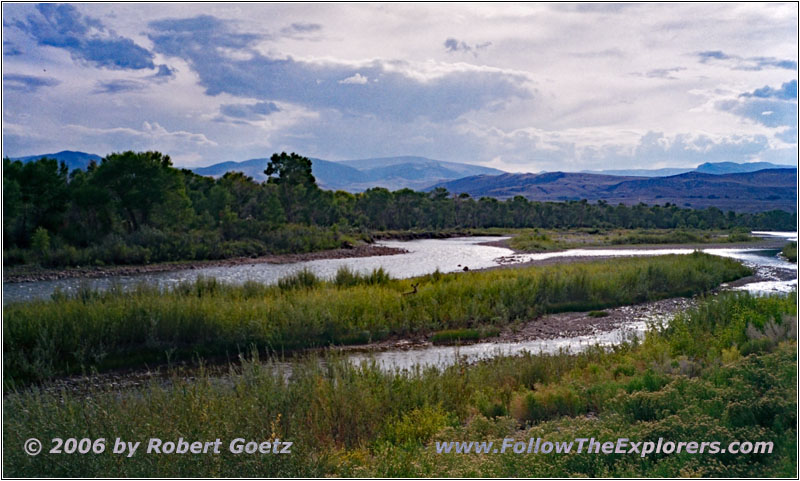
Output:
[
  {"left": 2, "top": 3, "right": 796, "bottom": 170},
  {"left": 338, "top": 73, "right": 368, "bottom": 84}
]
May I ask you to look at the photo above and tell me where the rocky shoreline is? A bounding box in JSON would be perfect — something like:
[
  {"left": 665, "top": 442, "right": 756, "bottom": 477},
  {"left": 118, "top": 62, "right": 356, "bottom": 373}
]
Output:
[{"left": 332, "top": 296, "right": 696, "bottom": 354}]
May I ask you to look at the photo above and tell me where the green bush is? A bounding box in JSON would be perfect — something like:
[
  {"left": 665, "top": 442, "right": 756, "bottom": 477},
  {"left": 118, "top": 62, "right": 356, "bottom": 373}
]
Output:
[
  {"left": 430, "top": 329, "right": 482, "bottom": 344},
  {"left": 782, "top": 242, "right": 797, "bottom": 263},
  {"left": 278, "top": 268, "right": 321, "bottom": 290},
  {"left": 334, "top": 267, "right": 392, "bottom": 288}
]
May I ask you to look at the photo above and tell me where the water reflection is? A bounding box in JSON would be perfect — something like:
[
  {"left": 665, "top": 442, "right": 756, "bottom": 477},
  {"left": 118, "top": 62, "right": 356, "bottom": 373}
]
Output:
[{"left": 3, "top": 234, "right": 797, "bottom": 304}]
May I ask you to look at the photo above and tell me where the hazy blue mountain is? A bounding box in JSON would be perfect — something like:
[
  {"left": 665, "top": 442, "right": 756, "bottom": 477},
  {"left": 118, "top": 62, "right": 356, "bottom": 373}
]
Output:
[
  {"left": 581, "top": 167, "right": 692, "bottom": 177},
  {"left": 339, "top": 156, "right": 503, "bottom": 176},
  {"left": 9, "top": 150, "right": 102, "bottom": 170},
  {"left": 583, "top": 161, "right": 795, "bottom": 177},
  {"left": 695, "top": 161, "right": 795, "bottom": 174},
  {"left": 193, "top": 155, "right": 505, "bottom": 192},
  {"left": 431, "top": 168, "right": 797, "bottom": 213},
  {"left": 306, "top": 159, "right": 368, "bottom": 190},
  {"left": 192, "top": 157, "right": 366, "bottom": 190}
]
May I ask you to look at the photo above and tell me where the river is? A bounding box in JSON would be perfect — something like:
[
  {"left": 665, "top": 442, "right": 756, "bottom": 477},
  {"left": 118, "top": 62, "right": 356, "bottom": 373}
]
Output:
[
  {"left": 3, "top": 232, "right": 796, "bottom": 305},
  {"left": 6, "top": 231, "right": 796, "bottom": 376}
]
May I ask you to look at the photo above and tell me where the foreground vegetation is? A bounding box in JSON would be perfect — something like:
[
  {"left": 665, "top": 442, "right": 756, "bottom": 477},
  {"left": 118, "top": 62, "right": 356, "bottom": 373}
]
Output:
[
  {"left": 508, "top": 228, "right": 755, "bottom": 252},
  {"left": 3, "top": 292, "right": 795, "bottom": 477},
  {"left": 4, "top": 152, "right": 795, "bottom": 268},
  {"left": 782, "top": 242, "right": 797, "bottom": 263},
  {"left": 3, "top": 253, "right": 750, "bottom": 385}
]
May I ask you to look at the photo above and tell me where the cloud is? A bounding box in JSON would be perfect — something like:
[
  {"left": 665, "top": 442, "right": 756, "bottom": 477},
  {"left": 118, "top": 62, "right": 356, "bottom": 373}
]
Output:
[
  {"left": 3, "top": 74, "right": 60, "bottom": 93},
  {"left": 14, "top": 4, "right": 155, "bottom": 70},
  {"left": 93, "top": 79, "right": 147, "bottom": 94},
  {"left": 629, "top": 67, "right": 686, "bottom": 80},
  {"left": 148, "top": 15, "right": 530, "bottom": 122},
  {"left": 219, "top": 101, "right": 281, "bottom": 120},
  {"left": 718, "top": 98, "right": 796, "bottom": 128},
  {"left": 280, "top": 22, "right": 322, "bottom": 39},
  {"left": 645, "top": 67, "right": 686, "bottom": 80},
  {"left": 92, "top": 65, "right": 177, "bottom": 94},
  {"left": 697, "top": 50, "right": 797, "bottom": 71},
  {"left": 716, "top": 80, "right": 797, "bottom": 128},
  {"left": 2, "top": 4, "right": 796, "bottom": 170},
  {"left": 151, "top": 64, "right": 176, "bottom": 81},
  {"left": 3, "top": 41, "right": 23, "bottom": 56},
  {"left": 569, "top": 48, "right": 625, "bottom": 58},
  {"left": 741, "top": 79, "right": 797, "bottom": 100},
  {"left": 338, "top": 73, "right": 368, "bottom": 85},
  {"left": 776, "top": 126, "right": 798, "bottom": 144},
  {"left": 443, "top": 37, "right": 492, "bottom": 56},
  {"left": 148, "top": 15, "right": 262, "bottom": 50},
  {"left": 68, "top": 121, "right": 217, "bottom": 147},
  {"left": 698, "top": 50, "right": 729, "bottom": 61}
]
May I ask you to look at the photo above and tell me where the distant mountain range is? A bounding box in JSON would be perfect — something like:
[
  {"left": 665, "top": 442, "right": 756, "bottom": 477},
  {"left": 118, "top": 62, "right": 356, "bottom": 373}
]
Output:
[
  {"left": 431, "top": 168, "right": 797, "bottom": 213},
  {"left": 193, "top": 155, "right": 505, "bottom": 191},
  {"left": 7, "top": 151, "right": 797, "bottom": 211},
  {"left": 582, "top": 161, "right": 794, "bottom": 177}
]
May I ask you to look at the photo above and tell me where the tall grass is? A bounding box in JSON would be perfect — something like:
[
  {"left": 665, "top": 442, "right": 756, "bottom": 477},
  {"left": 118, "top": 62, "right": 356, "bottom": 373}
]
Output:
[
  {"left": 3, "top": 253, "right": 749, "bottom": 384},
  {"left": 333, "top": 266, "right": 392, "bottom": 287},
  {"left": 3, "top": 292, "right": 795, "bottom": 477}
]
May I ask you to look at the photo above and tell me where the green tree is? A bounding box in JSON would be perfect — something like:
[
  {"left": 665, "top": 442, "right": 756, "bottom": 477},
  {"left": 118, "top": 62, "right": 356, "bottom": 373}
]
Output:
[
  {"left": 264, "top": 152, "right": 319, "bottom": 223},
  {"left": 2, "top": 157, "right": 69, "bottom": 246},
  {"left": 91, "top": 151, "right": 190, "bottom": 232}
]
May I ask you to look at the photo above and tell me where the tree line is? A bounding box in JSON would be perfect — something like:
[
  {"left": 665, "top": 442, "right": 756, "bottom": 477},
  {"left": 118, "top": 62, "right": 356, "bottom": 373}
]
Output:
[{"left": 3, "top": 151, "right": 796, "bottom": 267}]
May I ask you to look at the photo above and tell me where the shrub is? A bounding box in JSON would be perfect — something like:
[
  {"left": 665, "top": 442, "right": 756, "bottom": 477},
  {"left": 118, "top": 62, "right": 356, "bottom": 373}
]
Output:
[
  {"left": 781, "top": 242, "right": 796, "bottom": 263},
  {"left": 430, "top": 329, "right": 482, "bottom": 344},
  {"left": 30, "top": 227, "right": 50, "bottom": 258},
  {"left": 278, "top": 268, "right": 320, "bottom": 290}
]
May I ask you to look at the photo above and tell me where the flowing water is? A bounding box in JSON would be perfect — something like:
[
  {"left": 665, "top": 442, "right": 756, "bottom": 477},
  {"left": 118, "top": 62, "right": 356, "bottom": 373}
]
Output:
[
  {"left": 4, "top": 232, "right": 797, "bottom": 372},
  {"left": 3, "top": 232, "right": 796, "bottom": 304}
]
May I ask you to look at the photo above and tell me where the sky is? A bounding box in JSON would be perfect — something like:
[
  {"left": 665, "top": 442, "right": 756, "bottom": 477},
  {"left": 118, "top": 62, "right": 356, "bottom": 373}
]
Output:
[{"left": 2, "top": 2, "right": 798, "bottom": 172}]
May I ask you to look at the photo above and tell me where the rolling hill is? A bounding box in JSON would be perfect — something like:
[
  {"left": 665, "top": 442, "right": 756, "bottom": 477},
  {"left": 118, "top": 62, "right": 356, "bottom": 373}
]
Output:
[{"left": 431, "top": 168, "right": 797, "bottom": 212}]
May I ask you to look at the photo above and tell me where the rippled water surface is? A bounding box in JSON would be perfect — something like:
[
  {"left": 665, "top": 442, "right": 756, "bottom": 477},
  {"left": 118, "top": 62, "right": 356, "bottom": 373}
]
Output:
[{"left": 3, "top": 233, "right": 797, "bottom": 304}]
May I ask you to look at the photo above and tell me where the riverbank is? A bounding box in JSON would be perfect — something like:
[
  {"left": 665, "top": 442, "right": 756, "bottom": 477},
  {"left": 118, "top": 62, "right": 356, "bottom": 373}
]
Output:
[
  {"left": 6, "top": 229, "right": 783, "bottom": 284},
  {"left": 481, "top": 235, "right": 787, "bottom": 254},
  {"left": 334, "top": 296, "right": 696, "bottom": 354},
  {"left": 2, "top": 244, "right": 406, "bottom": 283}
]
